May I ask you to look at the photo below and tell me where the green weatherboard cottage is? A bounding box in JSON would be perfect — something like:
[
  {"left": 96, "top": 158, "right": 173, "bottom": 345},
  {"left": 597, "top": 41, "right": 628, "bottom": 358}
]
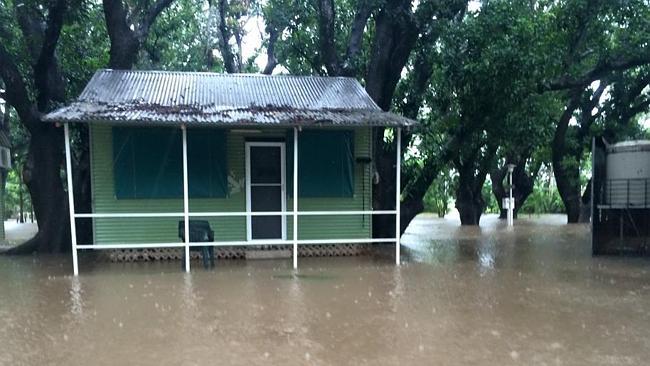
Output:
[{"left": 44, "top": 69, "right": 416, "bottom": 275}]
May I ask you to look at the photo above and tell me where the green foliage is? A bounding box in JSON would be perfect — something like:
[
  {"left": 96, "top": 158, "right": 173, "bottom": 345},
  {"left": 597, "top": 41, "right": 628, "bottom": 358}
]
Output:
[
  {"left": 264, "top": 0, "right": 372, "bottom": 76},
  {"left": 140, "top": 0, "right": 211, "bottom": 71},
  {"left": 482, "top": 179, "right": 500, "bottom": 214},
  {"left": 58, "top": 1, "right": 110, "bottom": 99},
  {"left": 4, "top": 169, "right": 32, "bottom": 220},
  {"left": 423, "top": 170, "right": 454, "bottom": 217},
  {"left": 519, "top": 168, "right": 565, "bottom": 215}
]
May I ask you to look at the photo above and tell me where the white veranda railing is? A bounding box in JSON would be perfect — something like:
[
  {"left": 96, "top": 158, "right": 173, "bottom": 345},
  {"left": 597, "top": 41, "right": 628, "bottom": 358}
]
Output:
[{"left": 64, "top": 124, "right": 403, "bottom": 275}]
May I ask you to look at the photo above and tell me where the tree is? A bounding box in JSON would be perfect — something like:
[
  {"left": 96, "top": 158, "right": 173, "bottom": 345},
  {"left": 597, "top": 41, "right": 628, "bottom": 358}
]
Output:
[
  {"left": 417, "top": 1, "right": 556, "bottom": 224},
  {"left": 539, "top": 0, "right": 650, "bottom": 223},
  {"left": 265, "top": 0, "right": 469, "bottom": 234},
  {"left": 490, "top": 93, "right": 558, "bottom": 219},
  {"left": 103, "top": 0, "right": 175, "bottom": 69},
  {"left": 0, "top": 0, "right": 74, "bottom": 253},
  {"left": 0, "top": 0, "right": 175, "bottom": 254}
]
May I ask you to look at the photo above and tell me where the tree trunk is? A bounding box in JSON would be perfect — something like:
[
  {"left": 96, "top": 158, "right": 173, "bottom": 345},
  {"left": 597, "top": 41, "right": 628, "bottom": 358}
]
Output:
[
  {"left": 364, "top": 1, "right": 419, "bottom": 238},
  {"left": 553, "top": 162, "right": 581, "bottom": 223},
  {"left": 103, "top": 0, "right": 141, "bottom": 70},
  {"left": 456, "top": 199, "right": 484, "bottom": 225},
  {"left": 72, "top": 125, "right": 93, "bottom": 244},
  {"left": 491, "top": 166, "right": 508, "bottom": 219},
  {"left": 455, "top": 173, "right": 486, "bottom": 226},
  {"left": 6, "top": 124, "right": 69, "bottom": 254},
  {"left": 551, "top": 91, "right": 582, "bottom": 223},
  {"left": 578, "top": 178, "right": 591, "bottom": 223}
]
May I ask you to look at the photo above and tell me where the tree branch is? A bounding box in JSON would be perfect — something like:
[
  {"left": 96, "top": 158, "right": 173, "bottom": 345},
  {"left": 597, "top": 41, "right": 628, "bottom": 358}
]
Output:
[
  {"left": 365, "top": 0, "right": 418, "bottom": 110},
  {"left": 553, "top": 89, "right": 582, "bottom": 148},
  {"left": 103, "top": 0, "right": 139, "bottom": 69},
  {"left": 34, "top": 0, "right": 67, "bottom": 110},
  {"left": 542, "top": 53, "right": 650, "bottom": 92},
  {"left": 14, "top": 3, "right": 43, "bottom": 62},
  {"left": 577, "top": 80, "right": 608, "bottom": 140},
  {"left": 316, "top": 0, "right": 340, "bottom": 75},
  {"left": 0, "top": 44, "right": 37, "bottom": 130},
  {"left": 262, "top": 27, "right": 279, "bottom": 75},
  {"left": 626, "top": 99, "right": 650, "bottom": 121},
  {"left": 341, "top": 0, "right": 373, "bottom": 75},
  {"left": 104, "top": 0, "right": 175, "bottom": 69},
  {"left": 290, "top": 43, "right": 324, "bottom": 75},
  {"left": 402, "top": 124, "right": 466, "bottom": 201},
  {"left": 216, "top": 0, "right": 239, "bottom": 73},
  {"left": 140, "top": 0, "right": 175, "bottom": 36}
]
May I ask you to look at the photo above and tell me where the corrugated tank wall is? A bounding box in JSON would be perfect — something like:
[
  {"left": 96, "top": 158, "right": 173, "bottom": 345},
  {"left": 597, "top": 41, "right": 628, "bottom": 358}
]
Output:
[{"left": 90, "top": 125, "right": 373, "bottom": 244}]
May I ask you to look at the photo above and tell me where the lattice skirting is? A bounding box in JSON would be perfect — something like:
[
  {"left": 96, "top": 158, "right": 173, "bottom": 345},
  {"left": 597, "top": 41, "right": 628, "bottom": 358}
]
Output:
[{"left": 101, "top": 244, "right": 371, "bottom": 262}]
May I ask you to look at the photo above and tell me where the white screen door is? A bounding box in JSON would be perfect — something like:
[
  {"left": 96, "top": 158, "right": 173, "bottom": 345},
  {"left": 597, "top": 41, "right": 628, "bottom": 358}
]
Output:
[{"left": 245, "top": 142, "right": 286, "bottom": 241}]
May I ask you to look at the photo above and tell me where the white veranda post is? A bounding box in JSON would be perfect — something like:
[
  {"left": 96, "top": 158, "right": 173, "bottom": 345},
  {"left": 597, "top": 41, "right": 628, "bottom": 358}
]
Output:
[
  {"left": 395, "top": 128, "right": 401, "bottom": 265},
  {"left": 293, "top": 127, "right": 299, "bottom": 269},
  {"left": 64, "top": 123, "right": 79, "bottom": 276},
  {"left": 182, "top": 125, "right": 190, "bottom": 272}
]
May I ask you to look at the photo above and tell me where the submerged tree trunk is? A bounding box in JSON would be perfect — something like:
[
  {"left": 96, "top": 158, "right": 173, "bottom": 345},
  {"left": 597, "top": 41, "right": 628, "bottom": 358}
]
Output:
[
  {"left": 456, "top": 181, "right": 485, "bottom": 225},
  {"left": 491, "top": 165, "right": 508, "bottom": 219},
  {"left": 578, "top": 179, "right": 592, "bottom": 223},
  {"left": 551, "top": 89, "right": 582, "bottom": 224},
  {"left": 553, "top": 149, "right": 582, "bottom": 223},
  {"left": 365, "top": 0, "right": 418, "bottom": 238},
  {"left": 73, "top": 125, "right": 93, "bottom": 244},
  {"left": 455, "top": 162, "right": 489, "bottom": 226},
  {"left": 454, "top": 141, "right": 495, "bottom": 226}
]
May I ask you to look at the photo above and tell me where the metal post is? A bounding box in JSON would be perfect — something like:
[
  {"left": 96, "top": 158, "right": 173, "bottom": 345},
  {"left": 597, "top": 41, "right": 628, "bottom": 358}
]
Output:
[
  {"left": 64, "top": 123, "right": 79, "bottom": 276},
  {"left": 507, "top": 164, "right": 516, "bottom": 227},
  {"left": 182, "top": 125, "right": 190, "bottom": 272},
  {"left": 508, "top": 169, "right": 513, "bottom": 226},
  {"left": 293, "top": 127, "right": 299, "bottom": 269},
  {"left": 395, "top": 128, "right": 401, "bottom": 265}
]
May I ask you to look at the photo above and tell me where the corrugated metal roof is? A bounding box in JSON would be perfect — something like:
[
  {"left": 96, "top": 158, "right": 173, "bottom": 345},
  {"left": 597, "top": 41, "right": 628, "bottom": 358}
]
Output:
[{"left": 43, "top": 70, "right": 417, "bottom": 127}]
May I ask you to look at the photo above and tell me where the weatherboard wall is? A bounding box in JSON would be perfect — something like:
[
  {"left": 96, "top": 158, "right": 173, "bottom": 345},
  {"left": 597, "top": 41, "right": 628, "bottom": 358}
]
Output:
[{"left": 89, "top": 124, "right": 373, "bottom": 245}]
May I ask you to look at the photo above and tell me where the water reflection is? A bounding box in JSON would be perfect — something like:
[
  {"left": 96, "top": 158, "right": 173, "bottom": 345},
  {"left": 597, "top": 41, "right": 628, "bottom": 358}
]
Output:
[
  {"left": 68, "top": 276, "right": 84, "bottom": 317},
  {"left": 478, "top": 251, "right": 495, "bottom": 270},
  {"left": 181, "top": 273, "right": 197, "bottom": 312}
]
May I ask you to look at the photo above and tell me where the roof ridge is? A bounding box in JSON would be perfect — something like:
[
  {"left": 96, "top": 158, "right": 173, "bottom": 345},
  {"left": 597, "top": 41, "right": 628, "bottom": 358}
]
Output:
[{"left": 99, "top": 69, "right": 357, "bottom": 81}]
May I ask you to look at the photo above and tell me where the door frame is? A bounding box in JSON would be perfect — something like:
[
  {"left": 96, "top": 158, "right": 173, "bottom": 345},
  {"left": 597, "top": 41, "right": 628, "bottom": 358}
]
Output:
[{"left": 245, "top": 141, "right": 287, "bottom": 242}]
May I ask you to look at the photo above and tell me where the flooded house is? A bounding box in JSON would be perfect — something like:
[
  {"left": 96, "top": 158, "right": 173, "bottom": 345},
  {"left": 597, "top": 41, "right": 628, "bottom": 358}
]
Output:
[{"left": 44, "top": 69, "right": 417, "bottom": 275}]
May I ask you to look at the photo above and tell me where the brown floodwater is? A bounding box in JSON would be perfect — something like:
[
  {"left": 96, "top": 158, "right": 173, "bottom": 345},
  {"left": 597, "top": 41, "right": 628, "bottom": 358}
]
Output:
[{"left": 1, "top": 214, "right": 649, "bottom": 366}]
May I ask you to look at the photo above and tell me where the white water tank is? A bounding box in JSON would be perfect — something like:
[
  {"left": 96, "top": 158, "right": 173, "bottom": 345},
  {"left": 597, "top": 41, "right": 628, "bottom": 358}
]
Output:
[{"left": 605, "top": 140, "right": 650, "bottom": 206}]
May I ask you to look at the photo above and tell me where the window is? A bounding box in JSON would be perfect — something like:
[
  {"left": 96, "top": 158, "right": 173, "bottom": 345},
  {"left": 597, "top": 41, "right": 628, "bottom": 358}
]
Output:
[
  {"left": 112, "top": 127, "right": 227, "bottom": 199},
  {"left": 287, "top": 130, "right": 354, "bottom": 197}
]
